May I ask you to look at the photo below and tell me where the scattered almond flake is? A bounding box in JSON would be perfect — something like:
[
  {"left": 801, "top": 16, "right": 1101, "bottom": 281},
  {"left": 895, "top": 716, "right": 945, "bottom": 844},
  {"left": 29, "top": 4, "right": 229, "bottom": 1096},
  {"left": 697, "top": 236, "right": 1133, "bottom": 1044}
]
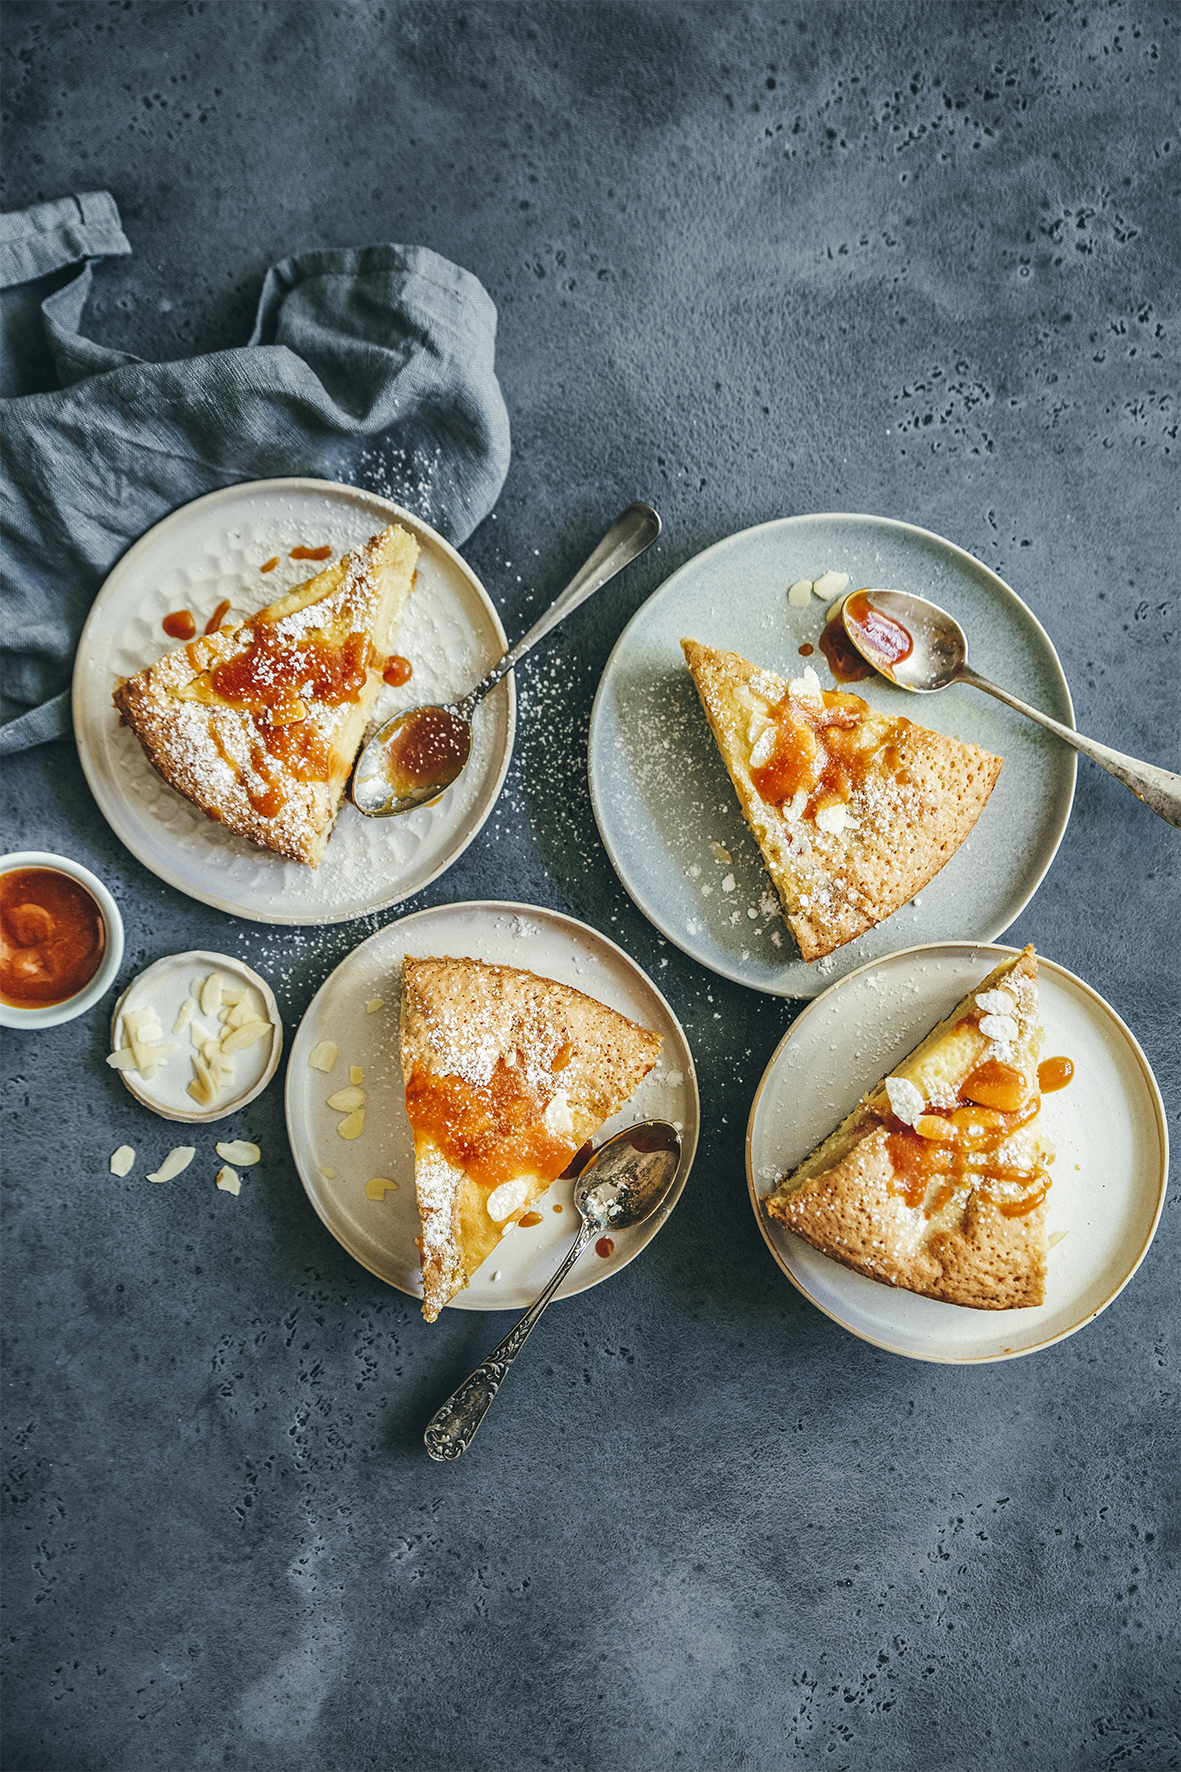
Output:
[
  {"left": 308, "top": 1041, "right": 338, "bottom": 1072},
  {"left": 221, "top": 1020, "right": 270, "bottom": 1054},
  {"left": 349, "top": 1065, "right": 363, "bottom": 1086},
  {"left": 216, "top": 1140, "right": 260, "bottom": 1166},
  {"left": 365, "top": 998, "right": 385, "bottom": 1015},
  {"left": 200, "top": 972, "right": 223, "bottom": 1017},
  {"left": 147, "top": 1146, "right": 196, "bottom": 1184},
  {"left": 815, "top": 803, "right": 856, "bottom": 836},
  {"left": 223, "top": 1000, "right": 255, "bottom": 1031},
  {"left": 813, "top": 570, "right": 849, "bottom": 600},
  {"left": 788, "top": 664, "right": 824, "bottom": 699},
  {"left": 106, "top": 1048, "right": 142, "bottom": 1073},
  {"left": 979, "top": 1013, "right": 1019, "bottom": 1046},
  {"left": 188, "top": 1053, "right": 217, "bottom": 1106},
  {"left": 365, "top": 1177, "right": 398, "bottom": 1199},
  {"left": 109, "top": 1145, "right": 135, "bottom": 1176},
  {"left": 1048, "top": 1229, "right": 1069, "bottom": 1249},
  {"left": 173, "top": 997, "right": 196, "bottom": 1034},
  {"left": 787, "top": 579, "right": 812, "bottom": 607},
  {"left": 318, "top": 1166, "right": 337, "bottom": 1180},
  {"left": 710, "top": 843, "right": 732, "bottom": 865},
  {"left": 490, "top": 1270, "right": 502, "bottom": 1282},
  {"left": 885, "top": 1076, "right": 925, "bottom": 1127},
  {"left": 190, "top": 1018, "right": 215, "bottom": 1049},
  {"left": 337, "top": 1108, "right": 366, "bottom": 1140},
  {"left": 219, "top": 981, "right": 246, "bottom": 1006},
  {"left": 327, "top": 1085, "right": 366, "bottom": 1112},
  {"left": 487, "top": 1178, "right": 530, "bottom": 1221},
  {"left": 721, "top": 873, "right": 736, "bottom": 893},
  {"left": 215, "top": 1165, "right": 241, "bottom": 1195},
  {"left": 750, "top": 726, "right": 776, "bottom": 770},
  {"left": 976, "top": 989, "right": 1016, "bottom": 1017},
  {"left": 783, "top": 789, "right": 808, "bottom": 824}
]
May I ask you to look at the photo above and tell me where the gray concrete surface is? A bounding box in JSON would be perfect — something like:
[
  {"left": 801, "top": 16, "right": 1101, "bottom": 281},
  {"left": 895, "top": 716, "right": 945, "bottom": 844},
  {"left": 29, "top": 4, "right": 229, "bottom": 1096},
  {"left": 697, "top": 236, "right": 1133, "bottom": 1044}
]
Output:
[{"left": 2, "top": 4, "right": 1177, "bottom": 1768}]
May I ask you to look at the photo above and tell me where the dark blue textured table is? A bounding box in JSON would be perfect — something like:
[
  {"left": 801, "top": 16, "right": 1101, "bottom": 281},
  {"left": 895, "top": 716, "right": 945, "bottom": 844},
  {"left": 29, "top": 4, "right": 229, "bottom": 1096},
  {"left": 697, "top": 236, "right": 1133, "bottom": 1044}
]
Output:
[{"left": 2, "top": 6, "right": 1177, "bottom": 1769}]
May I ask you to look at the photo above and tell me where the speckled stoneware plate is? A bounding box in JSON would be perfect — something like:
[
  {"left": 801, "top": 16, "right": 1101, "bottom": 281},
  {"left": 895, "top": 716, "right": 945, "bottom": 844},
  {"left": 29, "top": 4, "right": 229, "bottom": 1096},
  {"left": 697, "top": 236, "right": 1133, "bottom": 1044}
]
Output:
[
  {"left": 284, "top": 900, "right": 699, "bottom": 1313},
  {"left": 588, "top": 514, "right": 1076, "bottom": 998},
  {"left": 73, "top": 479, "right": 514, "bottom": 925},
  {"left": 746, "top": 943, "right": 1168, "bottom": 1363}
]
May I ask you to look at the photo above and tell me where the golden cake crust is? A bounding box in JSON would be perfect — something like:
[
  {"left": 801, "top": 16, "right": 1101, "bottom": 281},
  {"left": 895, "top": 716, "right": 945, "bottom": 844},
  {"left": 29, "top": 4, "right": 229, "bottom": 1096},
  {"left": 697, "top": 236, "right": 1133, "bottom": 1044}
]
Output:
[
  {"left": 681, "top": 638, "right": 1002, "bottom": 961},
  {"left": 400, "top": 955, "right": 662, "bottom": 1321},
  {"left": 763, "top": 947, "right": 1054, "bottom": 1310},
  {"left": 113, "top": 525, "right": 418, "bottom": 866}
]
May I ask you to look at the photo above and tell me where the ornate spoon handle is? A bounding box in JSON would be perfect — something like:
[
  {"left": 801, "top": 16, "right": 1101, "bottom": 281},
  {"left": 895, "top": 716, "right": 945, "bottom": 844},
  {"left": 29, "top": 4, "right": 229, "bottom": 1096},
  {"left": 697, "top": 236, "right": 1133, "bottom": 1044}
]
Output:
[
  {"left": 423, "top": 1219, "right": 595, "bottom": 1461},
  {"left": 959, "top": 664, "right": 1181, "bottom": 828}
]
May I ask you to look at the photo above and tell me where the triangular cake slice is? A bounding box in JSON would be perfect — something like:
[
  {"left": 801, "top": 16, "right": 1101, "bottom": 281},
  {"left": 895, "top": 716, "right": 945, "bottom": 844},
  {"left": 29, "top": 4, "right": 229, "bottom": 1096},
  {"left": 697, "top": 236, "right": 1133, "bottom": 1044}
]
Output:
[
  {"left": 764, "top": 946, "right": 1054, "bottom": 1309},
  {"left": 400, "top": 955, "right": 663, "bottom": 1321},
  {"left": 113, "top": 525, "right": 418, "bottom": 866},
  {"left": 682, "top": 639, "right": 1002, "bottom": 961}
]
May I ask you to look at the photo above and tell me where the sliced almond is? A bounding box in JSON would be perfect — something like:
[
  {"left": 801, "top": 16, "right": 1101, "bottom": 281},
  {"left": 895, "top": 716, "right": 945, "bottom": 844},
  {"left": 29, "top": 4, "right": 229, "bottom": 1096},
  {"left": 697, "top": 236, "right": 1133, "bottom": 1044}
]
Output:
[
  {"left": 110, "top": 1145, "right": 135, "bottom": 1176},
  {"left": 215, "top": 1165, "right": 241, "bottom": 1195},
  {"left": 188, "top": 1052, "right": 217, "bottom": 1106},
  {"left": 220, "top": 981, "right": 247, "bottom": 1007},
  {"left": 308, "top": 1040, "right": 337, "bottom": 1072},
  {"left": 221, "top": 1020, "right": 270, "bottom": 1054},
  {"left": 787, "top": 579, "right": 812, "bottom": 607},
  {"left": 173, "top": 997, "right": 196, "bottom": 1035},
  {"left": 365, "top": 998, "right": 384, "bottom": 1015},
  {"left": 326, "top": 1085, "right": 366, "bottom": 1112},
  {"left": 318, "top": 1166, "right": 337, "bottom": 1180},
  {"left": 106, "top": 1049, "right": 141, "bottom": 1073},
  {"left": 190, "top": 1018, "right": 214, "bottom": 1049},
  {"left": 216, "top": 1140, "right": 261, "bottom": 1166},
  {"left": 147, "top": 1146, "right": 196, "bottom": 1184},
  {"left": 336, "top": 1108, "right": 365, "bottom": 1140},
  {"left": 123, "top": 1011, "right": 153, "bottom": 1075},
  {"left": 365, "top": 1177, "right": 397, "bottom": 1199},
  {"left": 349, "top": 1065, "right": 363, "bottom": 1087},
  {"left": 200, "top": 972, "right": 223, "bottom": 1017}
]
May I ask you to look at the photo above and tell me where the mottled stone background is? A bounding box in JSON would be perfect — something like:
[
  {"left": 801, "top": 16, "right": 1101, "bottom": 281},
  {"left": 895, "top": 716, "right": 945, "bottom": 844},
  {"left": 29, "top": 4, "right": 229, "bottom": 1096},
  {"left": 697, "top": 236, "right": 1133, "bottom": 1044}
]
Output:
[{"left": 1, "top": 4, "right": 1177, "bottom": 1768}]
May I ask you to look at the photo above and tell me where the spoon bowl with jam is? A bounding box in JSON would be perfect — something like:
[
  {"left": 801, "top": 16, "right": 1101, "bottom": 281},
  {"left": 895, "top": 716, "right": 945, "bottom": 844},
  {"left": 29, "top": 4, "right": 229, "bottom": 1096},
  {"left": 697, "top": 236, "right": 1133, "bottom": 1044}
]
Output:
[
  {"left": 423, "top": 1118, "right": 682, "bottom": 1460},
  {"left": 350, "top": 502, "right": 661, "bottom": 817},
  {"left": 834, "top": 588, "right": 1181, "bottom": 829}
]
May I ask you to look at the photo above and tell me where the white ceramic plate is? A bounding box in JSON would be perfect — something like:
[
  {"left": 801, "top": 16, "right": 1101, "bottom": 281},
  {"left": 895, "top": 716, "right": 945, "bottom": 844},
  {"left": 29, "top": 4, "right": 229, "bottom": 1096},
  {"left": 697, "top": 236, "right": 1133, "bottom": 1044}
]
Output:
[
  {"left": 73, "top": 479, "right": 514, "bottom": 925},
  {"left": 746, "top": 943, "right": 1168, "bottom": 1362},
  {"left": 284, "top": 901, "right": 700, "bottom": 1312},
  {"left": 589, "top": 514, "right": 1076, "bottom": 997}
]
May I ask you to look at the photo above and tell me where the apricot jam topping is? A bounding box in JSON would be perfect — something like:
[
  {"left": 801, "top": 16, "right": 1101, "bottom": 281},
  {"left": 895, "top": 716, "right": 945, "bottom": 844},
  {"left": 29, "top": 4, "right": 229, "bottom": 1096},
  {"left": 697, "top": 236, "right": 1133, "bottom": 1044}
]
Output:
[
  {"left": 750, "top": 687, "right": 864, "bottom": 811},
  {"left": 382, "top": 653, "right": 413, "bottom": 687},
  {"left": 1039, "top": 1056, "right": 1074, "bottom": 1093},
  {"left": 750, "top": 685, "right": 903, "bottom": 816},
  {"left": 211, "top": 623, "right": 371, "bottom": 718},
  {"left": 881, "top": 1084, "right": 1047, "bottom": 1218},
  {"left": 162, "top": 609, "right": 197, "bottom": 640},
  {"left": 960, "top": 1058, "right": 1029, "bottom": 1114},
  {"left": 404, "top": 1059, "right": 578, "bottom": 1195}
]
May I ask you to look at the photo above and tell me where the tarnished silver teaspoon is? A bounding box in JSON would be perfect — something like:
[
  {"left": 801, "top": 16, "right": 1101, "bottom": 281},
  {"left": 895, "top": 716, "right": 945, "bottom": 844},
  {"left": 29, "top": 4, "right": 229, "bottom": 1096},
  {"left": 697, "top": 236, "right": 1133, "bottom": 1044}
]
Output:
[
  {"left": 350, "top": 501, "right": 661, "bottom": 816},
  {"left": 840, "top": 587, "right": 1181, "bottom": 828},
  {"left": 423, "top": 1119, "right": 682, "bottom": 1461}
]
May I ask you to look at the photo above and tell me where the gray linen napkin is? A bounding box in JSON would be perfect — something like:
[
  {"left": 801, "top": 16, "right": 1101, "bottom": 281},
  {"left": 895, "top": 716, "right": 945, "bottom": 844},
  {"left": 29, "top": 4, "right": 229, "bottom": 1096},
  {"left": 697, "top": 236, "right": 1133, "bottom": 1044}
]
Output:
[{"left": 0, "top": 191, "right": 510, "bottom": 752}]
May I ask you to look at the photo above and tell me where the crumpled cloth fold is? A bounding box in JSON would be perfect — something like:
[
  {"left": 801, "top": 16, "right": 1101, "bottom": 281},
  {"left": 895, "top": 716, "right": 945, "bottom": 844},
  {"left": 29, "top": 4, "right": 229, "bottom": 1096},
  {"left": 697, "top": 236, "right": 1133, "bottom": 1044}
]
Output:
[{"left": 0, "top": 191, "right": 510, "bottom": 752}]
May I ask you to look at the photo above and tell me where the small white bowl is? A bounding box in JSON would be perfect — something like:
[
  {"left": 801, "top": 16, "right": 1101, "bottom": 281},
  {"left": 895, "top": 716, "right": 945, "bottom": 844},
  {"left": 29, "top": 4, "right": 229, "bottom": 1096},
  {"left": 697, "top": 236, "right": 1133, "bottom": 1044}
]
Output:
[
  {"left": 0, "top": 851, "right": 125, "bottom": 1030},
  {"left": 109, "top": 950, "right": 283, "bottom": 1123}
]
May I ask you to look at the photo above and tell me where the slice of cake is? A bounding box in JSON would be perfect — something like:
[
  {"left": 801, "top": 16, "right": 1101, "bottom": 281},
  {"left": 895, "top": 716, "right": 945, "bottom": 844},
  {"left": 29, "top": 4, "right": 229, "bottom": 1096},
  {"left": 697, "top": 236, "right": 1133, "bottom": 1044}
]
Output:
[
  {"left": 681, "top": 639, "right": 1002, "bottom": 962},
  {"left": 400, "top": 955, "right": 663, "bottom": 1321},
  {"left": 763, "top": 946, "right": 1054, "bottom": 1309},
  {"left": 114, "top": 525, "right": 418, "bottom": 866}
]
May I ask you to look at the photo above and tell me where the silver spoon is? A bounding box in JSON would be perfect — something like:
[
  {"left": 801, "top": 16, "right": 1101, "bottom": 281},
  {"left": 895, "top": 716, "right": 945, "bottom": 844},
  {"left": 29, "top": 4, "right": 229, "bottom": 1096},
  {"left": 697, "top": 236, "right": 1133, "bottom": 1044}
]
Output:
[
  {"left": 423, "top": 1119, "right": 682, "bottom": 1461},
  {"left": 351, "top": 501, "right": 661, "bottom": 816},
  {"left": 840, "top": 588, "right": 1181, "bottom": 829}
]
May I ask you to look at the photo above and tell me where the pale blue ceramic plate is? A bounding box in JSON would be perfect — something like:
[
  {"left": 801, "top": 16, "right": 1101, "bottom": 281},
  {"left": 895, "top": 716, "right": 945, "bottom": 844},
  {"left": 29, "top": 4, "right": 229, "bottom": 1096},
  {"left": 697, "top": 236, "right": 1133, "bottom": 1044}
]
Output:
[{"left": 588, "top": 514, "right": 1075, "bottom": 998}]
